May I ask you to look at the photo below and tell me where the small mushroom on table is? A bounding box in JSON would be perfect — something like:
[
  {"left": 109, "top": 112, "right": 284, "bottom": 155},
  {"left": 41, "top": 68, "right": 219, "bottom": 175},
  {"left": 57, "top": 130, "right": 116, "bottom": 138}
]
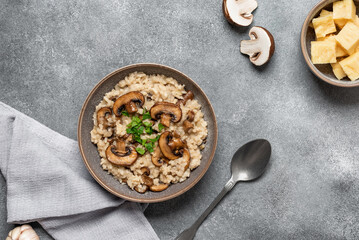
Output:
[
  {"left": 150, "top": 102, "right": 182, "bottom": 127},
  {"left": 240, "top": 26, "right": 275, "bottom": 66},
  {"left": 223, "top": 0, "right": 258, "bottom": 27},
  {"left": 105, "top": 139, "right": 138, "bottom": 166},
  {"left": 96, "top": 107, "right": 113, "bottom": 128},
  {"left": 113, "top": 91, "right": 145, "bottom": 116}
]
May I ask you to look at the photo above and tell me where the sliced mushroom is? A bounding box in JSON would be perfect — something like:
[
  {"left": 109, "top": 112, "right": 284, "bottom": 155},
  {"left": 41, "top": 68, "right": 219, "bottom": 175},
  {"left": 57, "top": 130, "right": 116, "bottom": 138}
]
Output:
[
  {"left": 140, "top": 167, "right": 150, "bottom": 176},
  {"left": 152, "top": 146, "right": 165, "bottom": 167},
  {"left": 96, "top": 107, "right": 113, "bottom": 128},
  {"left": 135, "top": 184, "right": 148, "bottom": 194},
  {"left": 177, "top": 91, "right": 194, "bottom": 106},
  {"left": 142, "top": 175, "right": 154, "bottom": 187},
  {"left": 183, "top": 120, "right": 194, "bottom": 133},
  {"left": 150, "top": 184, "right": 169, "bottom": 192},
  {"left": 113, "top": 91, "right": 145, "bottom": 116},
  {"left": 159, "top": 131, "right": 186, "bottom": 160},
  {"left": 182, "top": 148, "right": 191, "bottom": 171},
  {"left": 187, "top": 110, "right": 195, "bottom": 122},
  {"left": 105, "top": 140, "right": 138, "bottom": 166},
  {"left": 223, "top": 0, "right": 258, "bottom": 27},
  {"left": 240, "top": 26, "right": 275, "bottom": 66},
  {"left": 150, "top": 102, "right": 182, "bottom": 127}
]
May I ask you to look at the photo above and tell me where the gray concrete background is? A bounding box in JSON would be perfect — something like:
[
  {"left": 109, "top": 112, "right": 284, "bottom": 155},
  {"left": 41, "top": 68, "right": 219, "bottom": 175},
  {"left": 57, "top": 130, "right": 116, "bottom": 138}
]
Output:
[{"left": 1, "top": 0, "right": 359, "bottom": 239}]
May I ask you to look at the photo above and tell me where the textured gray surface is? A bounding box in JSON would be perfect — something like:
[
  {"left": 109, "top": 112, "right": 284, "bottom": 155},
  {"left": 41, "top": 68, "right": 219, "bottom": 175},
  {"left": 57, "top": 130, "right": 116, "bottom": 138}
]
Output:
[{"left": 1, "top": 0, "right": 359, "bottom": 239}]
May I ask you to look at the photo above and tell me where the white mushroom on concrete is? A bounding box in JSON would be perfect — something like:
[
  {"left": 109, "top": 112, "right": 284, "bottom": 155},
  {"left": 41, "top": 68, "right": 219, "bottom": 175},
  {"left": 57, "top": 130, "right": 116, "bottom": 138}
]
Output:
[
  {"left": 240, "top": 26, "right": 275, "bottom": 66},
  {"left": 223, "top": 0, "right": 258, "bottom": 27}
]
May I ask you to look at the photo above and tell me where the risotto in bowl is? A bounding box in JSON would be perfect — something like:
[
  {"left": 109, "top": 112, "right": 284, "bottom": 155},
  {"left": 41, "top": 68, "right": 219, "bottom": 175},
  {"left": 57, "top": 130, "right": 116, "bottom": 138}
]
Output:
[{"left": 78, "top": 64, "right": 217, "bottom": 202}]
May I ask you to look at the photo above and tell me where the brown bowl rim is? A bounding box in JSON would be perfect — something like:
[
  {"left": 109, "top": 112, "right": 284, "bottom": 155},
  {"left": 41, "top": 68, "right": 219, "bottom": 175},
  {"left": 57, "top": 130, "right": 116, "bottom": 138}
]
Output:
[
  {"left": 300, "top": 0, "right": 359, "bottom": 87},
  {"left": 77, "top": 63, "right": 218, "bottom": 203}
]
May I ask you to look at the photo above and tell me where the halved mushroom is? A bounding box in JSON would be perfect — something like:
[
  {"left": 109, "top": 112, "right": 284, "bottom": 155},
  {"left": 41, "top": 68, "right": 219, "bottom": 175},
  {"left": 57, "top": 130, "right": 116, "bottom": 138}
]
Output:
[
  {"left": 183, "top": 120, "right": 194, "bottom": 133},
  {"left": 113, "top": 91, "right": 145, "bottom": 116},
  {"left": 187, "top": 110, "right": 195, "bottom": 122},
  {"left": 152, "top": 146, "right": 165, "bottom": 167},
  {"left": 159, "top": 131, "right": 186, "bottom": 160},
  {"left": 150, "top": 102, "right": 182, "bottom": 127},
  {"left": 223, "top": 0, "right": 257, "bottom": 27},
  {"left": 150, "top": 184, "right": 169, "bottom": 192},
  {"left": 96, "top": 107, "right": 113, "bottom": 128},
  {"left": 182, "top": 148, "right": 191, "bottom": 171},
  {"left": 135, "top": 184, "right": 148, "bottom": 194},
  {"left": 177, "top": 91, "right": 194, "bottom": 106},
  {"left": 105, "top": 139, "right": 138, "bottom": 166},
  {"left": 240, "top": 26, "right": 275, "bottom": 66}
]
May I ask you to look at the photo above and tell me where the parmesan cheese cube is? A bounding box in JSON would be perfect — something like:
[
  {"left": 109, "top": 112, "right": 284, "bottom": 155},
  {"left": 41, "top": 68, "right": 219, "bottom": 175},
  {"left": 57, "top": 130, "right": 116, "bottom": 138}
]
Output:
[
  {"left": 312, "top": 15, "right": 337, "bottom": 38},
  {"left": 339, "top": 52, "right": 359, "bottom": 81},
  {"left": 335, "top": 21, "right": 359, "bottom": 55},
  {"left": 311, "top": 41, "right": 337, "bottom": 64},
  {"left": 331, "top": 62, "right": 347, "bottom": 80}
]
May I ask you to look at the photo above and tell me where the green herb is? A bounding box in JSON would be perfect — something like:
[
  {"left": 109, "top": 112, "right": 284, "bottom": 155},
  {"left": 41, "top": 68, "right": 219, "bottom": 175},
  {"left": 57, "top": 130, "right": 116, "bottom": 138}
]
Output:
[
  {"left": 125, "top": 111, "right": 160, "bottom": 154},
  {"left": 143, "top": 121, "right": 152, "bottom": 127},
  {"left": 145, "top": 127, "right": 153, "bottom": 135},
  {"left": 121, "top": 111, "right": 129, "bottom": 117},
  {"left": 136, "top": 147, "right": 145, "bottom": 155},
  {"left": 143, "top": 112, "right": 151, "bottom": 120},
  {"left": 144, "top": 142, "right": 154, "bottom": 153},
  {"left": 158, "top": 123, "right": 165, "bottom": 131},
  {"left": 149, "top": 135, "right": 160, "bottom": 143}
]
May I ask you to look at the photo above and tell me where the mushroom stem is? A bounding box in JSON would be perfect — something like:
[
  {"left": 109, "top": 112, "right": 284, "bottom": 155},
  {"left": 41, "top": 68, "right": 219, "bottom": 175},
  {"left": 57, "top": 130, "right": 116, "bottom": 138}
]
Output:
[
  {"left": 160, "top": 114, "right": 172, "bottom": 127},
  {"left": 116, "top": 140, "right": 127, "bottom": 154},
  {"left": 125, "top": 101, "right": 138, "bottom": 113}
]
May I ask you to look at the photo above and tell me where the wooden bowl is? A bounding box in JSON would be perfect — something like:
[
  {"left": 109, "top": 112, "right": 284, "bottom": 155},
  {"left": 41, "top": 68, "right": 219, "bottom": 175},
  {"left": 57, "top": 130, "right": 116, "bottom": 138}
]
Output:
[
  {"left": 301, "top": 0, "right": 359, "bottom": 87},
  {"left": 78, "top": 63, "right": 218, "bottom": 203}
]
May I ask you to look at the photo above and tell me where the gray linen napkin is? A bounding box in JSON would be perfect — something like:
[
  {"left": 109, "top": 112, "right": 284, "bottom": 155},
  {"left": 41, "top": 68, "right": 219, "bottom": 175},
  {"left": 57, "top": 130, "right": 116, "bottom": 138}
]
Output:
[{"left": 0, "top": 102, "right": 159, "bottom": 240}]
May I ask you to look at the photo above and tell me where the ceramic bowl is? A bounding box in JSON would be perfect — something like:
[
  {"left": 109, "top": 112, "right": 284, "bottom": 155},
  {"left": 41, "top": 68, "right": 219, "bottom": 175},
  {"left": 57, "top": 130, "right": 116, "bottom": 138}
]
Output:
[
  {"left": 301, "top": 0, "right": 359, "bottom": 87},
  {"left": 78, "top": 63, "right": 218, "bottom": 203}
]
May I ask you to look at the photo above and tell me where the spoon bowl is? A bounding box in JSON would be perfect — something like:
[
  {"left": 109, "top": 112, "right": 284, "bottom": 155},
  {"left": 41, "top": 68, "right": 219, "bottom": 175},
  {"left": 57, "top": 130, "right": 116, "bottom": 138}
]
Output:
[
  {"left": 231, "top": 139, "right": 271, "bottom": 182},
  {"left": 176, "top": 139, "right": 272, "bottom": 240}
]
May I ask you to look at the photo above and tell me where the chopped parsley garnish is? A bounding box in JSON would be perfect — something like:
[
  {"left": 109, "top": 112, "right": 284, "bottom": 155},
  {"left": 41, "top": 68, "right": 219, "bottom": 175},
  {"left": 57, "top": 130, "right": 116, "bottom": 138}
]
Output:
[
  {"left": 121, "top": 111, "right": 129, "bottom": 117},
  {"left": 126, "top": 112, "right": 159, "bottom": 153},
  {"left": 136, "top": 147, "right": 145, "bottom": 155},
  {"left": 158, "top": 123, "right": 165, "bottom": 131}
]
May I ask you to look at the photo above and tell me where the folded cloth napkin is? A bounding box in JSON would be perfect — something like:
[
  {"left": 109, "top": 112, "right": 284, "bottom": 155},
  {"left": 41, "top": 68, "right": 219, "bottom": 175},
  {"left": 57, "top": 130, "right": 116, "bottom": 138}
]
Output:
[{"left": 0, "top": 102, "right": 159, "bottom": 240}]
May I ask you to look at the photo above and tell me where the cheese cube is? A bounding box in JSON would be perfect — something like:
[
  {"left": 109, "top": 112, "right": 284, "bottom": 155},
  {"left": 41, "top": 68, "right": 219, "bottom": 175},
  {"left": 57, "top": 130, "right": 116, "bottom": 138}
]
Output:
[
  {"left": 331, "top": 62, "right": 347, "bottom": 80},
  {"left": 318, "top": 35, "right": 348, "bottom": 57},
  {"left": 312, "top": 15, "right": 337, "bottom": 38},
  {"left": 339, "top": 52, "right": 359, "bottom": 81},
  {"left": 335, "top": 19, "right": 348, "bottom": 29},
  {"left": 320, "top": 9, "right": 332, "bottom": 17},
  {"left": 335, "top": 22, "right": 359, "bottom": 55},
  {"left": 333, "top": 0, "right": 356, "bottom": 21},
  {"left": 353, "top": 15, "right": 359, "bottom": 27},
  {"left": 311, "top": 41, "right": 337, "bottom": 64}
]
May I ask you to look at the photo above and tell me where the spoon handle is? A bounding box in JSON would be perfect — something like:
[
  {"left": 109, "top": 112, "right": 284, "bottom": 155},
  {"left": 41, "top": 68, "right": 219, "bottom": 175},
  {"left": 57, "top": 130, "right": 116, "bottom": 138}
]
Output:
[{"left": 175, "top": 177, "right": 236, "bottom": 240}]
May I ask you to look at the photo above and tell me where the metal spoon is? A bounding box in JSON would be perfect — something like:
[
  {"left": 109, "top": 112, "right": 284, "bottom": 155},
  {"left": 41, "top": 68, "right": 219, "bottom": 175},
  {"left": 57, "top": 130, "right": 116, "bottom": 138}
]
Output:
[{"left": 175, "top": 139, "right": 272, "bottom": 240}]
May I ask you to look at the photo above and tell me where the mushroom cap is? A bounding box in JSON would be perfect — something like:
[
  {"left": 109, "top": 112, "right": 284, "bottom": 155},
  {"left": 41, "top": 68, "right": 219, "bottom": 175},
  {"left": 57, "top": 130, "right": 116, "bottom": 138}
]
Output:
[
  {"left": 150, "top": 102, "right": 182, "bottom": 123},
  {"left": 151, "top": 146, "right": 165, "bottom": 167},
  {"left": 150, "top": 184, "right": 169, "bottom": 192},
  {"left": 96, "top": 107, "right": 112, "bottom": 127},
  {"left": 113, "top": 91, "right": 145, "bottom": 116},
  {"left": 223, "top": 0, "right": 258, "bottom": 27},
  {"left": 240, "top": 26, "right": 275, "bottom": 66},
  {"left": 105, "top": 145, "right": 138, "bottom": 166},
  {"left": 182, "top": 148, "right": 191, "bottom": 171},
  {"left": 159, "top": 131, "right": 184, "bottom": 160}
]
